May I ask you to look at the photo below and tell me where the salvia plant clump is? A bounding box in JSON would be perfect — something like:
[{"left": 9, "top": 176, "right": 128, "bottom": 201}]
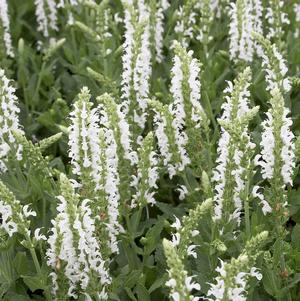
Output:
[{"left": 0, "top": 0, "right": 300, "bottom": 300}]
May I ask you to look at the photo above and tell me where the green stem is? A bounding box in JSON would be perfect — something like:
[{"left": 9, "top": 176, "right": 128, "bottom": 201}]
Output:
[
  {"left": 244, "top": 196, "right": 250, "bottom": 239},
  {"left": 25, "top": 234, "right": 51, "bottom": 301},
  {"left": 32, "top": 61, "right": 46, "bottom": 112},
  {"left": 244, "top": 167, "right": 251, "bottom": 239},
  {"left": 203, "top": 91, "right": 218, "bottom": 131}
]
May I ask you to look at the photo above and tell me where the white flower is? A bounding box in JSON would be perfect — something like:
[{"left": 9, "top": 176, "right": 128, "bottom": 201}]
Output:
[
  {"left": 176, "top": 185, "right": 188, "bottom": 200},
  {"left": 47, "top": 195, "right": 110, "bottom": 298},
  {"left": 103, "top": 129, "right": 123, "bottom": 254},
  {"left": 187, "top": 245, "right": 198, "bottom": 258},
  {"left": 0, "top": 0, "right": 14, "bottom": 57},
  {"left": 256, "top": 90, "right": 295, "bottom": 188},
  {"left": 252, "top": 186, "right": 272, "bottom": 215},
  {"left": 34, "top": 228, "right": 47, "bottom": 241},
  {"left": 229, "top": 0, "right": 263, "bottom": 62},
  {"left": 152, "top": 110, "right": 175, "bottom": 178},
  {"left": 0, "top": 69, "right": 23, "bottom": 172},
  {"left": 171, "top": 233, "right": 180, "bottom": 247},
  {"left": 133, "top": 21, "right": 152, "bottom": 130},
  {"left": 171, "top": 292, "right": 180, "bottom": 301},
  {"left": 46, "top": 0, "right": 58, "bottom": 31},
  {"left": 185, "top": 276, "right": 201, "bottom": 291},
  {"left": 280, "top": 108, "right": 295, "bottom": 185},
  {"left": 171, "top": 216, "right": 182, "bottom": 231},
  {"left": 34, "top": 0, "right": 49, "bottom": 38},
  {"left": 154, "top": 11, "right": 164, "bottom": 63},
  {"left": 23, "top": 205, "right": 37, "bottom": 218},
  {"left": 117, "top": 105, "right": 138, "bottom": 165},
  {"left": 0, "top": 201, "right": 17, "bottom": 236},
  {"left": 166, "top": 278, "right": 176, "bottom": 288},
  {"left": 250, "top": 267, "right": 262, "bottom": 280},
  {"left": 265, "top": 1, "right": 289, "bottom": 40}
]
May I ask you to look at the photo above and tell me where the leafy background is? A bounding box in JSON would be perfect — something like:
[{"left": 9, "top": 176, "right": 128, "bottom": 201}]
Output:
[{"left": 0, "top": 0, "right": 300, "bottom": 300}]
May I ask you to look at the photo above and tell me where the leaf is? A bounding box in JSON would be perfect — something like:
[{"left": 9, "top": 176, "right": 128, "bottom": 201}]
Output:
[
  {"left": 22, "top": 275, "right": 45, "bottom": 292},
  {"left": 143, "top": 217, "right": 165, "bottom": 256},
  {"left": 125, "top": 287, "right": 137, "bottom": 301},
  {"left": 292, "top": 225, "right": 300, "bottom": 250},
  {"left": 262, "top": 268, "right": 280, "bottom": 297},
  {"left": 148, "top": 274, "right": 167, "bottom": 294},
  {"left": 124, "top": 270, "right": 142, "bottom": 289},
  {"left": 14, "top": 252, "right": 29, "bottom": 276},
  {"left": 135, "top": 283, "right": 151, "bottom": 301}
]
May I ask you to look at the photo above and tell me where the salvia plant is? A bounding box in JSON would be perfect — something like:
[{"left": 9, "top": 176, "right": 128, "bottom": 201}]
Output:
[{"left": 0, "top": 1, "right": 300, "bottom": 301}]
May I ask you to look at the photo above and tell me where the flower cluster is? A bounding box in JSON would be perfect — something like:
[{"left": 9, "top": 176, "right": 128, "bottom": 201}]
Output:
[
  {"left": 68, "top": 87, "right": 99, "bottom": 187},
  {"left": 151, "top": 99, "right": 189, "bottom": 178},
  {"left": 228, "top": 0, "right": 263, "bottom": 63},
  {"left": 0, "top": 0, "right": 14, "bottom": 57},
  {"left": 170, "top": 198, "right": 213, "bottom": 259},
  {"left": 253, "top": 32, "right": 291, "bottom": 94},
  {"left": 174, "top": 0, "right": 199, "bottom": 47},
  {"left": 68, "top": 90, "right": 134, "bottom": 255},
  {"left": 121, "top": 0, "right": 152, "bottom": 137},
  {"left": 212, "top": 67, "right": 258, "bottom": 224},
  {"left": 0, "top": 180, "right": 35, "bottom": 237},
  {"left": 0, "top": 69, "right": 23, "bottom": 172},
  {"left": 163, "top": 239, "right": 201, "bottom": 301},
  {"left": 46, "top": 174, "right": 111, "bottom": 300},
  {"left": 253, "top": 35, "right": 295, "bottom": 214},
  {"left": 265, "top": 0, "right": 289, "bottom": 43},
  {"left": 34, "top": 0, "right": 58, "bottom": 38},
  {"left": 131, "top": 132, "right": 159, "bottom": 208},
  {"left": 152, "top": 0, "right": 170, "bottom": 63},
  {"left": 196, "top": 0, "right": 216, "bottom": 45},
  {"left": 207, "top": 231, "right": 268, "bottom": 301}
]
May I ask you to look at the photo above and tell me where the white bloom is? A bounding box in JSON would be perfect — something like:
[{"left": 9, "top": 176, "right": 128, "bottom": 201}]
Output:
[
  {"left": 187, "top": 245, "right": 197, "bottom": 258},
  {"left": 185, "top": 276, "right": 201, "bottom": 291},
  {"left": 68, "top": 87, "right": 101, "bottom": 185},
  {"left": 266, "top": 1, "right": 289, "bottom": 40},
  {"left": 166, "top": 278, "right": 176, "bottom": 288},
  {"left": 0, "top": 0, "right": 14, "bottom": 57},
  {"left": 47, "top": 195, "right": 110, "bottom": 298},
  {"left": 154, "top": 2, "right": 168, "bottom": 63},
  {"left": 23, "top": 205, "right": 37, "bottom": 218},
  {"left": 34, "top": 228, "right": 47, "bottom": 241},
  {"left": 34, "top": 0, "right": 49, "bottom": 38},
  {"left": 153, "top": 110, "right": 175, "bottom": 178},
  {"left": 133, "top": 18, "right": 152, "bottom": 130},
  {"left": 280, "top": 108, "right": 295, "bottom": 185},
  {"left": 250, "top": 267, "right": 262, "bottom": 280},
  {"left": 171, "top": 233, "right": 180, "bottom": 247},
  {"left": 0, "top": 70, "right": 23, "bottom": 172},
  {"left": 176, "top": 185, "right": 188, "bottom": 200},
  {"left": 171, "top": 216, "right": 182, "bottom": 231},
  {"left": 252, "top": 185, "right": 272, "bottom": 215},
  {"left": 229, "top": 0, "right": 263, "bottom": 62},
  {"left": 103, "top": 128, "right": 123, "bottom": 254},
  {"left": 0, "top": 201, "right": 17, "bottom": 236},
  {"left": 256, "top": 94, "right": 295, "bottom": 187},
  {"left": 117, "top": 105, "right": 138, "bottom": 165},
  {"left": 174, "top": 6, "right": 197, "bottom": 47}
]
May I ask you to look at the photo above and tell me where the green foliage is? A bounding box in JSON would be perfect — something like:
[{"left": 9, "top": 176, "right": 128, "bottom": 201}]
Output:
[{"left": 0, "top": 0, "right": 300, "bottom": 300}]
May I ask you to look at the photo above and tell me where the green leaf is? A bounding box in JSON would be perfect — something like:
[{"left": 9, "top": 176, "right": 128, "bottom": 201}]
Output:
[
  {"left": 143, "top": 217, "right": 165, "bottom": 256},
  {"left": 262, "top": 268, "right": 280, "bottom": 297},
  {"left": 22, "top": 275, "right": 45, "bottom": 292},
  {"left": 292, "top": 225, "right": 300, "bottom": 250},
  {"left": 14, "top": 252, "right": 29, "bottom": 275},
  {"left": 135, "top": 283, "right": 151, "bottom": 301}
]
